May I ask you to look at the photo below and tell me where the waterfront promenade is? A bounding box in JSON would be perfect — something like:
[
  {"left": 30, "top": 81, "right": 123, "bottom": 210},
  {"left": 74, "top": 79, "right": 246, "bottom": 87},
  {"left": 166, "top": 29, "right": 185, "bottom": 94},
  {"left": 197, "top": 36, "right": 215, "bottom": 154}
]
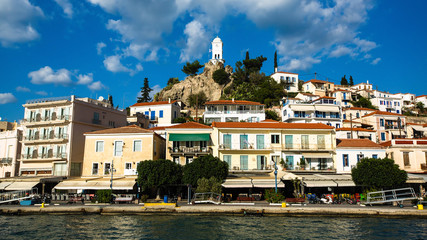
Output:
[{"left": 1, "top": 202, "right": 426, "bottom": 218}]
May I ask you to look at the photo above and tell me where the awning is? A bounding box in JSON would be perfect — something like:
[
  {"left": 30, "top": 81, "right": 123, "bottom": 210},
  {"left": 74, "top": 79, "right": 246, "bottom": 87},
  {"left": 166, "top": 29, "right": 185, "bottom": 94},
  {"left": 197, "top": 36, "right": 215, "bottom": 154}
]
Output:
[
  {"left": 252, "top": 179, "right": 285, "bottom": 188},
  {"left": 222, "top": 178, "right": 253, "bottom": 188},
  {"left": 169, "top": 133, "right": 210, "bottom": 141},
  {"left": 407, "top": 173, "right": 427, "bottom": 184},
  {"left": 304, "top": 180, "right": 337, "bottom": 187},
  {"left": 0, "top": 182, "right": 12, "bottom": 190},
  {"left": 5, "top": 182, "right": 39, "bottom": 191},
  {"left": 54, "top": 179, "right": 135, "bottom": 190},
  {"left": 302, "top": 153, "right": 332, "bottom": 158},
  {"left": 334, "top": 180, "right": 356, "bottom": 187},
  {"left": 314, "top": 105, "right": 340, "bottom": 112},
  {"left": 411, "top": 125, "right": 425, "bottom": 132},
  {"left": 290, "top": 105, "right": 314, "bottom": 111}
]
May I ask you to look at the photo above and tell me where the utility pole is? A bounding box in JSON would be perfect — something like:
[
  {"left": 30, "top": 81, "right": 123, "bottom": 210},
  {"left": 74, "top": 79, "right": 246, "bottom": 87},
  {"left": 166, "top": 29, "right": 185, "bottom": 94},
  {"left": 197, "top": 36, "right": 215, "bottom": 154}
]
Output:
[
  {"left": 398, "top": 117, "right": 402, "bottom": 138},
  {"left": 314, "top": 72, "right": 317, "bottom": 80},
  {"left": 110, "top": 159, "right": 114, "bottom": 203}
]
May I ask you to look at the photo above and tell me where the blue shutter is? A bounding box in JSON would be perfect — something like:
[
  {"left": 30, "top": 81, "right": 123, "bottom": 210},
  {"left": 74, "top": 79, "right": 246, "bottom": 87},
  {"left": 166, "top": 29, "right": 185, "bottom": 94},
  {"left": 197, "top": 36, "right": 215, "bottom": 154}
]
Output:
[
  {"left": 159, "top": 110, "right": 163, "bottom": 118},
  {"left": 240, "top": 135, "right": 248, "bottom": 149},
  {"left": 151, "top": 111, "right": 155, "bottom": 120},
  {"left": 286, "top": 156, "right": 294, "bottom": 170}
]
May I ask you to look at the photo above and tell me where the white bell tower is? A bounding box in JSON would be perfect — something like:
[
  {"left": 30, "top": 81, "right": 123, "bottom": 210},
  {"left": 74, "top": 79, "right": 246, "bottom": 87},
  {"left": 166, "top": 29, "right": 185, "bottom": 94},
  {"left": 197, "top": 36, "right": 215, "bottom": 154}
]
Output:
[{"left": 210, "top": 36, "right": 224, "bottom": 64}]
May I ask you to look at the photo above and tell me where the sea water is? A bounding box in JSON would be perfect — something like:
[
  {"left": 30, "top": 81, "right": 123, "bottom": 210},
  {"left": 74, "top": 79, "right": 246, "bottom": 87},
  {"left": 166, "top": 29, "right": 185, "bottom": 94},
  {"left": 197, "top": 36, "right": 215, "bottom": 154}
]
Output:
[{"left": 0, "top": 215, "right": 426, "bottom": 239}]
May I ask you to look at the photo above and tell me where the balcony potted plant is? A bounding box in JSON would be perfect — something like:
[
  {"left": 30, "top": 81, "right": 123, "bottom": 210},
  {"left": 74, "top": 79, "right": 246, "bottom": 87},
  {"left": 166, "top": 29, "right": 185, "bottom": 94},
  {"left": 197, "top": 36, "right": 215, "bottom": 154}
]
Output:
[
  {"left": 298, "top": 157, "right": 306, "bottom": 170},
  {"left": 280, "top": 158, "right": 289, "bottom": 170}
]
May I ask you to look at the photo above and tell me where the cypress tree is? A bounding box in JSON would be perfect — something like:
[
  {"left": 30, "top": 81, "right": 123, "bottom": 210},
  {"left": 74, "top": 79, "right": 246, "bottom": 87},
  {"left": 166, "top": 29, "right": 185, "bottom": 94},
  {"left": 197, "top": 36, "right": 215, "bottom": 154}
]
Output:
[
  {"left": 274, "top": 51, "right": 278, "bottom": 72},
  {"left": 245, "top": 51, "right": 250, "bottom": 60},
  {"left": 137, "top": 78, "right": 153, "bottom": 103},
  {"left": 349, "top": 75, "right": 354, "bottom": 86}
]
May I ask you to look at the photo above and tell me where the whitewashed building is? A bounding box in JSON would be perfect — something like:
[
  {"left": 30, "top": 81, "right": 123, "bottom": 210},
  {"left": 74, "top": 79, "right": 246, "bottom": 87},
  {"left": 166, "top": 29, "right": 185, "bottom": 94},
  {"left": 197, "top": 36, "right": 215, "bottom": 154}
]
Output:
[
  {"left": 210, "top": 36, "right": 224, "bottom": 65},
  {"left": 336, "top": 139, "right": 385, "bottom": 173},
  {"left": 270, "top": 71, "right": 299, "bottom": 92},
  {"left": 204, "top": 100, "right": 265, "bottom": 124},
  {"left": 129, "top": 100, "right": 181, "bottom": 127},
  {"left": 370, "top": 90, "right": 403, "bottom": 114},
  {"left": 0, "top": 129, "right": 22, "bottom": 178}
]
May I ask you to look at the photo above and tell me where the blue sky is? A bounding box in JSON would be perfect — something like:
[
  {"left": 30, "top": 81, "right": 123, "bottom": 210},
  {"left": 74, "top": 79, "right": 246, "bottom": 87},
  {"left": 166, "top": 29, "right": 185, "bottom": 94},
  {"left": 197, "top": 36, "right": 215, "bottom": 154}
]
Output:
[{"left": 0, "top": 0, "right": 426, "bottom": 122}]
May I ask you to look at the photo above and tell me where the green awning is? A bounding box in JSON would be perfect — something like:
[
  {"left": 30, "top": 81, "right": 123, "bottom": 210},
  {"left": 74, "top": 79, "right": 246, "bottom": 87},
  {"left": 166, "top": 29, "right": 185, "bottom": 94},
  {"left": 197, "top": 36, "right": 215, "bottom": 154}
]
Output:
[{"left": 169, "top": 133, "right": 210, "bottom": 141}]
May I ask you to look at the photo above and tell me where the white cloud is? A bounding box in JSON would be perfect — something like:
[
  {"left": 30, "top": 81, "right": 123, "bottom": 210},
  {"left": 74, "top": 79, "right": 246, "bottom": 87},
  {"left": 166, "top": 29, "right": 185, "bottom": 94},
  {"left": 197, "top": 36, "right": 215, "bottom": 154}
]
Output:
[
  {"left": 0, "top": 93, "right": 17, "bottom": 104},
  {"left": 371, "top": 57, "right": 381, "bottom": 65},
  {"left": 329, "top": 45, "right": 355, "bottom": 58},
  {"left": 0, "top": 0, "right": 44, "bottom": 46},
  {"left": 284, "top": 57, "right": 321, "bottom": 71},
  {"left": 16, "top": 86, "right": 31, "bottom": 92},
  {"left": 96, "top": 42, "right": 106, "bottom": 55},
  {"left": 354, "top": 37, "right": 377, "bottom": 52},
  {"left": 88, "top": 81, "right": 106, "bottom": 91},
  {"left": 103, "top": 55, "right": 142, "bottom": 75},
  {"left": 77, "top": 73, "right": 93, "bottom": 85},
  {"left": 150, "top": 84, "right": 162, "bottom": 99},
  {"left": 28, "top": 66, "right": 72, "bottom": 86},
  {"left": 54, "top": 0, "right": 73, "bottom": 18},
  {"left": 180, "top": 20, "right": 210, "bottom": 63},
  {"left": 35, "top": 91, "right": 48, "bottom": 96}
]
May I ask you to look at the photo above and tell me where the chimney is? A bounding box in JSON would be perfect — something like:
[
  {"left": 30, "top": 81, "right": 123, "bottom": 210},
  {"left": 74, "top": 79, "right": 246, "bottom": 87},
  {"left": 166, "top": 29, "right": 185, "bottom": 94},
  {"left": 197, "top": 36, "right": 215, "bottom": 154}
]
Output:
[
  {"left": 274, "top": 67, "right": 277, "bottom": 73},
  {"left": 232, "top": 98, "right": 235, "bottom": 102},
  {"left": 168, "top": 98, "right": 171, "bottom": 103}
]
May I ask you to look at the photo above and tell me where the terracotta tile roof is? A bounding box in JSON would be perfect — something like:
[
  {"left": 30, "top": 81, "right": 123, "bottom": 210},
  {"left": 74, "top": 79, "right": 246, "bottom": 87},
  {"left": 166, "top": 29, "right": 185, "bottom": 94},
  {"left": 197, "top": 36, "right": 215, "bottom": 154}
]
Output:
[
  {"left": 361, "top": 110, "right": 403, "bottom": 117},
  {"left": 332, "top": 89, "right": 351, "bottom": 92},
  {"left": 343, "top": 119, "right": 362, "bottom": 123},
  {"left": 205, "top": 100, "right": 263, "bottom": 106},
  {"left": 130, "top": 100, "right": 177, "bottom": 107},
  {"left": 416, "top": 95, "right": 427, "bottom": 98},
  {"left": 271, "top": 71, "right": 298, "bottom": 75},
  {"left": 337, "top": 139, "right": 383, "bottom": 148},
  {"left": 85, "top": 125, "right": 154, "bottom": 135},
  {"left": 163, "top": 122, "right": 212, "bottom": 129},
  {"left": 344, "top": 107, "right": 376, "bottom": 111},
  {"left": 336, "top": 128, "right": 375, "bottom": 132},
  {"left": 212, "top": 122, "right": 334, "bottom": 130},
  {"left": 380, "top": 141, "right": 392, "bottom": 147},
  {"left": 304, "top": 79, "right": 330, "bottom": 84},
  {"left": 406, "top": 122, "right": 425, "bottom": 126},
  {"left": 261, "top": 119, "right": 280, "bottom": 123},
  {"left": 149, "top": 126, "right": 166, "bottom": 131}
]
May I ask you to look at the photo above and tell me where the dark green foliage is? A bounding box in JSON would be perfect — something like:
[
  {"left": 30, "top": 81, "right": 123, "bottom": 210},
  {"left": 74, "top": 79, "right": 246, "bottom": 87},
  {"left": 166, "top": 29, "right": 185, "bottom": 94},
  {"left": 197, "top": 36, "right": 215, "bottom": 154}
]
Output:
[
  {"left": 167, "top": 77, "right": 180, "bottom": 86},
  {"left": 245, "top": 51, "right": 250, "bottom": 60},
  {"left": 416, "top": 102, "right": 425, "bottom": 113},
  {"left": 195, "top": 177, "right": 222, "bottom": 194},
  {"left": 137, "top": 160, "right": 182, "bottom": 192},
  {"left": 349, "top": 75, "right": 354, "bottom": 86},
  {"left": 96, "top": 189, "right": 112, "bottom": 203},
  {"left": 265, "top": 189, "right": 285, "bottom": 203},
  {"left": 187, "top": 91, "right": 207, "bottom": 108},
  {"left": 137, "top": 78, "right": 152, "bottom": 103},
  {"left": 182, "top": 155, "right": 228, "bottom": 187},
  {"left": 265, "top": 110, "right": 280, "bottom": 121},
  {"left": 274, "top": 51, "right": 278, "bottom": 71},
  {"left": 341, "top": 75, "right": 348, "bottom": 86},
  {"left": 172, "top": 117, "right": 187, "bottom": 123},
  {"left": 298, "top": 80, "right": 304, "bottom": 91},
  {"left": 351, "top": 97, "right": 377, "bottom": 109},
  {"left": 351, "top": 158, "right": 408, "bottom": 189},
  {"left": 182, "top": 60, "right": 204, "bottom": 76},
  {"left": 212, "top": 69, "right": 230, "bottom": 85}
]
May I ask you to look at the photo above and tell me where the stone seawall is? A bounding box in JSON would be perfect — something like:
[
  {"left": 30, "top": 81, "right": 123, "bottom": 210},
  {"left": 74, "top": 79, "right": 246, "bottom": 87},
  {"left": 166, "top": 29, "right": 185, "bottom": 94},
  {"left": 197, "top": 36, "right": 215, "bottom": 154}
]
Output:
[{"left": 1, "top": 205, "right": 427, "bottom": 218}]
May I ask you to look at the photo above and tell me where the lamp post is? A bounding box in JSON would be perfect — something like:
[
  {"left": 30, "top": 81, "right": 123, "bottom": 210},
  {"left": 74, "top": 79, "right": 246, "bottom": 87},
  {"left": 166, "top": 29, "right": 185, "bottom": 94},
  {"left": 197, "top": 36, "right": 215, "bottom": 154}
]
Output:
[
  {"left": 274, "top": 159, "right": 278, "bottom": 193},
  {"left": 110, "top": 159, "right": 114, "bottom": 203}
]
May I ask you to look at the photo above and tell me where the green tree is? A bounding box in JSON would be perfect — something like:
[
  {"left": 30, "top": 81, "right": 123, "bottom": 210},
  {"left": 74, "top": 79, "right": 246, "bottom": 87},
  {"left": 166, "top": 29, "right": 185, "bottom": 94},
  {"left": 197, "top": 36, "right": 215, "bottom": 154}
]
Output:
[
  {"left": 351, "top": 97, "right": 377, "bottom": 109},
  {"left": 137, "top": 78, "right": 152, "bottom": 103},
  {"left": 212, "top": 69, "right": 230, "bottom": 85},
  {"left": 196, "top": 177, "right": 222, "bottom": 194},
  {"left": 416, "top": 102, "right": 425, "bottom": 114},
  {"left": 137, "top": 160, "right": 182, "bottom": 194},
  {"left": 167, "top": 77, "right": 179, "bottom": 86},
  {"left": 245, "top": 51, "right": 250, "bottom": 60},
  {"left": 182, "top": 155, "right": 229, "bottom": 187},
  {"left": 265, "top": 110, "right": 280, "bottom": 121},
  {"left": 274, "top": 51, "right": 278, "bottom": 72},
  {"left": 298, "top": 80, "right": 304, "bottom": 91},
  {"left": 349, "top": 75, "right": 354, "bottom": 86},
  {"left": 341, "top": 75, "right": 348, "bottom": 86},
  {"left": 351, "top": 158, "right": 407, "bottom": 189},
  {"left": 182, "top": 60, "right": 204, "bottom": 76},
  {"left": 187, "top": 91, "right": 207, "bottom": 108}
]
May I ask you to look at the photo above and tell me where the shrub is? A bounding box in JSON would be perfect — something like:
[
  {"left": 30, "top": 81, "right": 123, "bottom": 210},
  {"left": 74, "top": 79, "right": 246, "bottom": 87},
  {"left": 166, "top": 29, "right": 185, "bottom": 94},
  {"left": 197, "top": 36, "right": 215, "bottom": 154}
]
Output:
[
  {"left": 264, "top": 189, "right": 285, "bottom": 203},
  {"left": 96, "top": 189, "right": 112, "bottom": 203}
]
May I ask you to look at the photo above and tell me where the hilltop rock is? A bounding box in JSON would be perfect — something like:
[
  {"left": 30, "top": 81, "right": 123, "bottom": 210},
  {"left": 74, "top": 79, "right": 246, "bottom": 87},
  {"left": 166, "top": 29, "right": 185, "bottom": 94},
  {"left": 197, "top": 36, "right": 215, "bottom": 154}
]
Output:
[{"left": 157, "top": 61, "right": 233, "bottom": 106}]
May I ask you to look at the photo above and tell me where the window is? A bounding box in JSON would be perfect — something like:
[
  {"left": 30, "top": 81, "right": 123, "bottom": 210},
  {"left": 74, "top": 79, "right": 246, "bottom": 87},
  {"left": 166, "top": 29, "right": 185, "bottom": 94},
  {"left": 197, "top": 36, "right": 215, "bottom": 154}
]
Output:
[
  {"left": 104, "top": 163, "right": 111, "bottom": 175},
  {"left": 380, "top": 119, "right": 384, "bottom": 127},
  {"left": 92, "top": 163, "right": 99, "bottom": 175},
  {"left": 145, "top": 111, "right": 149, "bottom": 117},
  {"left": 186, "top": 156, "right": 193, "bottom": 164},
  {"left": 95, "top": 141, "right": 104, "bottom": 152},
  {"left": 343, "top": 114, "right": 346, "bottom": 120},
  {"left": 372, "top": 154, "right": 378, "bottom": 159},
  {"left": 301, "top": 135, "right": 309, "bottom": 149},
  {"left": 150, "top": 111, "right": 155, "bottom": 120},
  {"left": 173, "top": 156, "right": 180, "bottom": 164},
  {"left": 343, "top": 154, "right": 349, "bottom": 167},
  {"left": 381, "top": 132, "right": 386, "bottom": 141},
  {"left": 224, "top": 155, "right": 232, "bottom": 170},
  {"left": 186, "top": 141, "right": 194, "bottom": 147},
  {"left": 285, "top": 135, "right": 293, "bottom": 149},
  {"left": 223, "top": 134, "right": 231, "bottom": 149},
  {"left": 317, "top": 135, "right": 325, "bottom": 149},
  {"left": 271, "top": 134, "right": 280, "bottom": 144},
  {"left": 114, "top": 141, "right": 123, "bottom": 156},
  {"left": 286, "top": 156, "right": 294, "bottom": 170},
  {"left": 347, "top": 132, "right": 351, "bottom": 139},
  {"left": 257, "top": 155, "right": 266, "bottom": 170},
  {"left": 240, "top": 155, "right": 248, "bottom": 170},
  {"left": 240, "top": 135, "right": 248, "bottom": 149},
  {"left": 357, "top": 154, "right": 364, "bottom": 163},
  {"left": 133, "top": 140, "right": 142, "bottom": 152},
  {"left": 256, "top": 135, "right": 264, "bottom": 149},
  {"left": 356, "top": 112, "right": 360, "bottom": 118},
  {"left": 403, "top": 152, "right": 410, "bottom": 166},
  {"left": 159, "top": 110, "right": 163, "bottom": 118},
  {"left": 125, "top": 163, "right": 132, "bottom": 170}
]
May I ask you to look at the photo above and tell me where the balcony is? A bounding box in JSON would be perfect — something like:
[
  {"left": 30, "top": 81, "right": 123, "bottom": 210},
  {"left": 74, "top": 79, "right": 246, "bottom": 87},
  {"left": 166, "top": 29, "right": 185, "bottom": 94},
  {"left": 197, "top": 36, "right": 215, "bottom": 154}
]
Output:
[
  {"left": 281, "top": 143, "right": 333, "bottom": 151},
  {"left": 22, "top": 114, "right": 70, "bottom": 126},
  {"left": 204, "top": 110, "right": 264, "bottom": 115},
  {"left": 21, "top": 152, "right": 67, "bottom": 161},
  {"left": 385, "top": 125, "right": 400, "bottom": 130},
  {"left": 23, "top": 133, "right": 69, "bottom": 144},
  {"left": 0, "top": 158, "right": 12, "bottom": 165},
  {"left": 218, "top": 144, "right": 273, "bottom": 152},
  {"left": 92, "top": 119, "right": 101, "bottom": 124},
  {"left": 170, "top": 146, "right": 212, "bottom": 155}
]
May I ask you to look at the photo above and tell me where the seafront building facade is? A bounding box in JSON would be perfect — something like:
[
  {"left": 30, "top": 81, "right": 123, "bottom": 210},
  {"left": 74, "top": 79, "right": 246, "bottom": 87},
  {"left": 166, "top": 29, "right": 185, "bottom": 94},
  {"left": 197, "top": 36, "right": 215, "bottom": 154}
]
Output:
[
  {"left": 0, "top": 129, "right": 22, "bottom": 178},
  {"left": 19, "top": 95, "right": 127, "bottom": 177},
  {"left": 382, "top": 139, "right": 427, "bottom": 173}
]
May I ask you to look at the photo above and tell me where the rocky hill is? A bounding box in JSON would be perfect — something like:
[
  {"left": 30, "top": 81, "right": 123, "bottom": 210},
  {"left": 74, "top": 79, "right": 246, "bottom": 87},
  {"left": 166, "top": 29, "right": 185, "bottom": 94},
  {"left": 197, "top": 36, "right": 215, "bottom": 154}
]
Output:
[{"left": 156, "top": 61, "right": 233, "bottom": 106}]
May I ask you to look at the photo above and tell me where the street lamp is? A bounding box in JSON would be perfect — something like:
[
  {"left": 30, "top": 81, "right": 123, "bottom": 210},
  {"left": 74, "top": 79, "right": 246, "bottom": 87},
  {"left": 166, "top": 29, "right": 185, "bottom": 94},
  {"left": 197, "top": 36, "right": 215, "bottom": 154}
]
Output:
[
  {"left": 274, "top": 159, "right": 278, "bottom": 193},
  {"left": 110, "top": 159, "right": 115, "bottom": 203}
]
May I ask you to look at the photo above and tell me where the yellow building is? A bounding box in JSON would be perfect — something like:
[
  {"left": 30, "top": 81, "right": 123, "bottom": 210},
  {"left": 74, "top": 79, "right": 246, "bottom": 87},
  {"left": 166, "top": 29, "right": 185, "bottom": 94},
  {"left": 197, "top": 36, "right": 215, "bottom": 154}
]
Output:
[{"left": 382, "top": 139, "right": 427, "bottom": 173}]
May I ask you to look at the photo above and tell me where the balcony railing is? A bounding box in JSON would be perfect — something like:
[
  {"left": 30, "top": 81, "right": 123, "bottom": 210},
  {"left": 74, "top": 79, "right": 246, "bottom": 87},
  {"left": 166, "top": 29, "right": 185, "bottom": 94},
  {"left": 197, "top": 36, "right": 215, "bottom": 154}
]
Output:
[
  {"left": 92, "top": 119, "right": 101, "bottom": 124},
  {"left": 281, "top": 143, "right": 331, "bottom": 151},
  {"left": 204, "top": 110, "right": 264, "bottom": 115},
  {"left": 24, "top": 133, "right": 68, "bottom": 142},
  {"left": 22, "top": 114, "right": 70, "bottom": 124},
  {"left": 385, "top": 125, "right": 400, "bottom": 130},
  {"left": 170, "top": 146, "right": 212, "bottom": 154},
  {"left": 0, "top": 158, "right": 12, "bottom": 164},
  {"left": 21, "top": 153, "right": 67, "bottom": 160}
]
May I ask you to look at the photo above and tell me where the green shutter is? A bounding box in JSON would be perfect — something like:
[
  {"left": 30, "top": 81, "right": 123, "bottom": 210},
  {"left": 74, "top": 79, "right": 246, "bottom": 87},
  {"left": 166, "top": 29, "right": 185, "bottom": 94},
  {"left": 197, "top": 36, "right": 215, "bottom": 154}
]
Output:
[
  {"left": 256, "top": 135, "right": 264, "bottom": 149},
  {"left": 169, "top": 133, "right": 210, "bottom": 141},
  {"left": 240, "top": 135, "right": 248, "bottom": 149},
  {"left": 224, "top": 155, "right": 231, "bottom": 170},
  {"left": 285, "top": 135, "right": 293, "bottom": 148},
  {"left": 223, "top": 134, "right": 231, "bottom": 148},
  {"left": 257, "top": 155, "right": 262, "bottom": 169},
  {"left": 240, "top": 155, "right": 248, "bottom": 170}
]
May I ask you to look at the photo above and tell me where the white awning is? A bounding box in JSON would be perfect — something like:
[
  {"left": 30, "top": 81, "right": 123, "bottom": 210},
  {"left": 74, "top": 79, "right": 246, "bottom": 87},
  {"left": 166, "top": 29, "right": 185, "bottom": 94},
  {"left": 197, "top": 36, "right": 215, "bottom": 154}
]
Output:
[
  {"left": 406, "top": 174, "right": 426, "bottom": 184},
  {"left": 252, "top": 179, "right": 285, "bottom": 188},
  {"left": 0, "top": 182, "right": 12, "bottom": 190},
  {"left": 222, "top": 178, "right": 253, "bottom": 188},
  {"left": 304, "top": 180, "right": 337, "bottom": 187},
  {"left": 302, "top": 153, "right": 332, "bottom": 158},
  {"left": 290, "top": 105, "right": 314, "bottom": 111},
  {"left": 334, "top": 180, "right": 356, "bottom": 187},
  {"left": 5, "top": 181, "right": 39, "bottom": 191},
  {"left": 411, "top": 125, "right": 425, "bottom": 131},
  {"left": 54, "top": 179, "right": 135, "bottom": 190},
  {"left": 314, "top": 105, "right": 340, "bottom": 112}
]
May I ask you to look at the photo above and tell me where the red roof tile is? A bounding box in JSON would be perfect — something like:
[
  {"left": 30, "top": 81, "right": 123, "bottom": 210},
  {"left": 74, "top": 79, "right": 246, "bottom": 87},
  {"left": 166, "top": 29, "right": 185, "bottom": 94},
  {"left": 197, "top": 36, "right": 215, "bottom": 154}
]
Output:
[
  {"left": 261, "top": 119, "right": 280, "bottom": 123},
  {"left": 304, "top": 79, "right": 334, "bottom": 84},
  {"left": 362, "top": 110, "right": 404, "bottom": 117},
  {"left": 416, "top": 95, "right": 427, "bottom": 98},
  {"left": 164, "top": 122, "right": 212, "bottom": 129},
  {"left": 212, "top": 122, "right": 334, "bottom": 130},
  {"left": 130, "top": 100, "right": 177, "bottom": 107},
  {"left": 271, "top": 71, "right": 298, "bottom": 75},
  {"left": 205, "top": 100, "right": 263, "bottom": 106},
  {"left": 337, "top": 139, "right": 383, "bottom": 148}
]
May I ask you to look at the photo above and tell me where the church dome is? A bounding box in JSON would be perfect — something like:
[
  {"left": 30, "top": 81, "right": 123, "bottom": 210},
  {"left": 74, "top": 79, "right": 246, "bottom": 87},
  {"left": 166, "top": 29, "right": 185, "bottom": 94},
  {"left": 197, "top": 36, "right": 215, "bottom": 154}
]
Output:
[{"left": 212, "top": 36, "right": 222, "bottom": 43}]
